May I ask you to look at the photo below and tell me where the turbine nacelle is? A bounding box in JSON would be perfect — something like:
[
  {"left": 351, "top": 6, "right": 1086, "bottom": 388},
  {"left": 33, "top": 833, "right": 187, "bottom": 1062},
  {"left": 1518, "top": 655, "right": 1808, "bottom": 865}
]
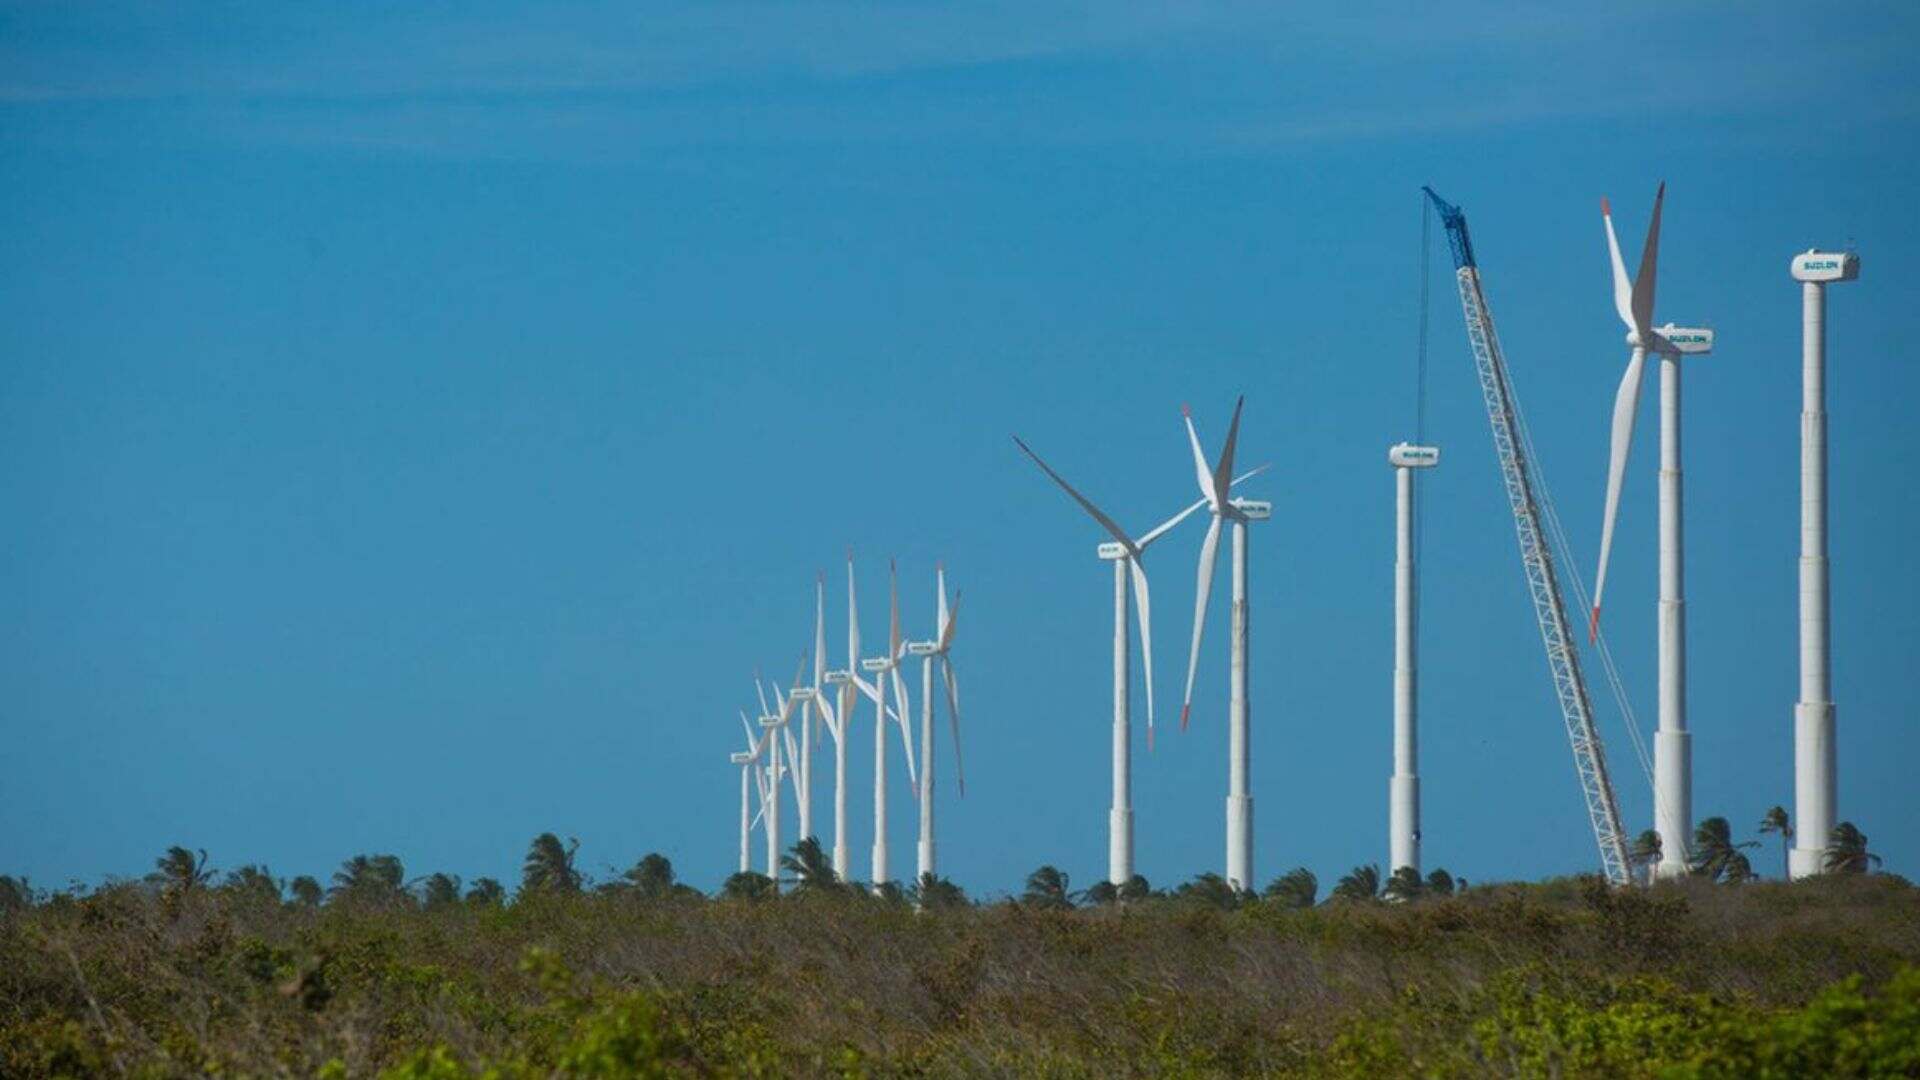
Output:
[
  {"left": 860, "top": 657, "right": 890, "bottom": 673},
  {"left": 1096, "top": 540, "right": 1129, "bottom": 561},
  {"left": 1229, "top": 497, "right": 1272, "bottom": 520},
  {"left": 905, "top": 641, "right": 938, "bottom": 657},
  {"left": 787, "top": 687, "right": 818, "bottom": 702},
  {"left": 757, "top": 714, "right": 781, "bottom": 728},
  {"left": 823, "top": 670, "right": 852, "bottom": 686},
  {"left": 1654, "top": 325, "right": 1714, "bottom": 357},
  {"left": 729, "top": 751, "right": 753, "bottom": 765},
  {"left": 1790, "top": 250, "right": 1859, "bottom": 283},
  {"left": 1388, "top": 443, "right": 1441, "bottom": 470}
]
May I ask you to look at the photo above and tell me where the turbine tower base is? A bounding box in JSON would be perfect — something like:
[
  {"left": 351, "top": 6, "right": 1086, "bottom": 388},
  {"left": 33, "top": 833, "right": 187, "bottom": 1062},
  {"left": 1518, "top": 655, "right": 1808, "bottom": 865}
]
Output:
[
  {"left": 1790, "top": 701, "right": 1836, "bottom": 880},
  {"left": 1109, "top": 807, "right": 1134, "bottom": 887},
  {"left": 1653, "top": 728, "right": 1692, "bottom": 880},
  {"left": 1389, "top": 775, "right": 1419, "bottom": 875},
  {"left": 1225, "top": 795, "right": 1253, "bottom": 892}
]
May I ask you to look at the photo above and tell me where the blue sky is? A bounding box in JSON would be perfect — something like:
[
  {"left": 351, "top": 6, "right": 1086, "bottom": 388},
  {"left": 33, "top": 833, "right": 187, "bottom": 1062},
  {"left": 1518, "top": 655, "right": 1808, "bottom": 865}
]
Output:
[{"left": 3, "top": 2, "right": 1916, "bottom": 896}]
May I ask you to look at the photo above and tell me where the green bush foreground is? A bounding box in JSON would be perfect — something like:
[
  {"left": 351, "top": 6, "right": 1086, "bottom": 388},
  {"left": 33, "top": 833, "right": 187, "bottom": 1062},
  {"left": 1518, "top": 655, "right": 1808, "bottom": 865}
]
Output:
[{"left": 2, "top": 874, "right": 1917, "bottom": 1077}]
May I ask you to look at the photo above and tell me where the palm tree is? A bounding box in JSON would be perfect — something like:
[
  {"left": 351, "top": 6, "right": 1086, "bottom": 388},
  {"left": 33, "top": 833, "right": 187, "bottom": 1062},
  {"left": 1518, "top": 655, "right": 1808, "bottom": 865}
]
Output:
[
  {"left": 1021, "top": 865, "right": 1073, "bottom": 909},
  {"left": 465, "top": 878, "right": 507, "bottom": 906},
  {"left": 720, "top": 871, "right": 775, "bottom": 901},
  {"left": 416, "top": 873, "right": 462, "bottom": 908},
  {"left": 622, "top": 854, "right": 678, "bottom": 899},
  {"left": 1331, "top": 864, "right": 1381, "bottom": 903},
  {"left": 1079, "top": 881, "right": 1118, "bottom": 905},
  {"left": 223, "top": 865, "right": 282, "bottom": 904},
  {"left": 1424, "top": 868, "right": 1456, "bottom": 896},
  {"left": 910, "top": 872, "right": 967, "bottom": 910},
  {"left": 148, "top": 846, "right": 212, "bottom": 896},
  {"left": 1690, "top": 817, "right": 1758, "bottom": 883},
  {"left": 1823, "top": 822, "right": 1882, "bottom": 875},
  {"left": 1263, "top": 867, "right": 1317, "bottom": 909},
  {"left": 0, "top": 875, "right": 32, "bottom": 914},
  {"left": 330, "top": 854, "right": 407, "bottom": 905},
  {"left": 288, "top": 876, "right": 323, "bottom": 908},
  {"left": 1175, "top": 872, "right": 1243, "bottom": 910},
  {"left": 781, "top": 837, "right": 841, "bottom": 894},
  {"left": 1759, "top": 806, "right": 1792, "bottom": 880},
  {"left": 521, "top": 833, "right": 582, "bottom": 894},
  {"left": 1629, "top": 829, "right": 1663, "bottom": 885},
  {"left": 1383, "top": 866, "right": 1426, "bottom": 902}
]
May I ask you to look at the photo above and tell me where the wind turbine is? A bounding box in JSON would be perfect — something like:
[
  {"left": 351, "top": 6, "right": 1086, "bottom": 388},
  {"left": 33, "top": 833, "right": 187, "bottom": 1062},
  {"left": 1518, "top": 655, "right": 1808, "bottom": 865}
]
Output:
[
  {"left": 1387, "top": 443, "right": 1439, "bottom": 877},
  {"left": 857, "top": 560, "right": 918, "bottom": 889},
  {"left": 755, "top": 655, "right": 807, "bottom": 890},
  {"left": 1593, "top": 184, "right": 1715, "bottom": 880},
  {"left": 1788, "top": 246, "right": 1860, "bottom": 879},
  {"left": 808, "top": 572, "right": 852, "bottom": 879},
  {"left": 908, "top": 566, "right": 964, "bottom": 883},
  {"left": 1013, "top": 434, "right": 1267, "bottom": 887},
  {"left": 1179, "top": 398, "right": 1272, "bottom": 893},
  {"left": 730, "top": 711, "right": 769, "bottom": 875}
]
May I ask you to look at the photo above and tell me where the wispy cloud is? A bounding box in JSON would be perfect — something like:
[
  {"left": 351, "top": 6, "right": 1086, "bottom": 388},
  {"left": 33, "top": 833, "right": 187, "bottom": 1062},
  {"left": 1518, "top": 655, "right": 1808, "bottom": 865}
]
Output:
[{"left": 1, "top": 2, "right": 1914, "bottom": 158}]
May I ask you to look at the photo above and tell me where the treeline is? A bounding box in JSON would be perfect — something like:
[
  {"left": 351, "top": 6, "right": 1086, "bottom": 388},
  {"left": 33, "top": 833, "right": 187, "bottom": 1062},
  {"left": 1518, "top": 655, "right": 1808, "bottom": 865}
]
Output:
[{"left": 2, "top": 803, "right": 1878, "bottom": 920}]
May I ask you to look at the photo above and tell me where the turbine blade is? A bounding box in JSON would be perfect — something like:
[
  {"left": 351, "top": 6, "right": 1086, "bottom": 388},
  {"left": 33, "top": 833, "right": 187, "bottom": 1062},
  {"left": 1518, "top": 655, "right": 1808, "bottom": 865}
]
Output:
[
  {"left": 846, "top": 552, "right": 860, "bottom": 672},
  {"left": 939, "top": 591, "right": 961, "bottom": 652},
  {"left": 941, "top": 657, "right": 965, "bottom": 798},
  {"left": 1128, "top": 556, "right": 1155, "bottom": 737},
  {"left": 1136, "top": 496, "right": 1209, "bottom": 551},
  {"left": 1210, "top": 396, "right": 1245, "bottom": 508},
  {"left": 890, "top": 665, "right": 918, "bottom": 785},
  {"left": 1591, "top": 349, "right": 1648, "bottom": 641},
  {"left": 1012, "top": 435, "right": 1140, "bottom": 555},
  {"left": 782, "top": 727, "right": 801, "bottom": 793},
  {"left": 1602, "top": 196, "right": 1636, "bottom": 332},
  {"left": 1632, "top": 182, "right": 1664, "bottom": 334},
  {"left": 888, "top": 559, "right": 902, "bottom": 658},
  {"left": 936, "top": 565, "right": 950, "bottom": 644},
  {"left": 814, "top": 573, "right": 828, "bottom": 689},
  {"left": 739, "top": 710, "right": 756, "bottom": 749},
  {"left": 1182, "top": 514, "right": 1223, "bottom": 730},
  {"left": 1183, "top": 404, "right": 1215, "bottom": 504},
  {"left": 754, "top": 675, "right": 770, "bottom": 719}
]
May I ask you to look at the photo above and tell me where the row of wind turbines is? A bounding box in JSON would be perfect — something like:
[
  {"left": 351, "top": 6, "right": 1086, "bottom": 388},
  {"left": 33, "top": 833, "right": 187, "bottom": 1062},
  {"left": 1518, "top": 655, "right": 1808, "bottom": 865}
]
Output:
[
  {"left": 724, "top": 182, "right": 1861, "bottom": 892},
  {"left": 729, "top": 560, "right": 963, "bottom": 892}
]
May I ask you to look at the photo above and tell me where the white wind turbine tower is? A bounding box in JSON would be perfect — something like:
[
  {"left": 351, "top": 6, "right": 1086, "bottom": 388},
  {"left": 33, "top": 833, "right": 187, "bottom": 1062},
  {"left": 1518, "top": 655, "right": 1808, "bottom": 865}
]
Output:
[
  {"left": 1788, "top": 246, "right": 1859, "bottom": 879},
  {"left": 755, "top": 656, "right": 806, "bottom": 889},
  {"left": 730, "top": 711, "right": 771, "bottom": 875},
  {"left": 1013, "top": 435, "right": 1268, "bottom": 887},
  {"left": 753, "top": 685, "right": 785, "bottom": 887},
  {"left": 808, "top": 572, "right": 853, "bottom": 878},
  {"left": 856, "top": 560, "right": 918, "bottom": 888},
  {"left": 1591, "top": 184, "right": 1715, "bottom": 880},
  {"left": 1387, "top": 442, "right": 1439, "bottom": 876},
  {"left": 908, "top": 566, "right": 964, "bottom": 883},
  {"left": 1179, "top": 398, "right": 1272, "bottom": 893}
]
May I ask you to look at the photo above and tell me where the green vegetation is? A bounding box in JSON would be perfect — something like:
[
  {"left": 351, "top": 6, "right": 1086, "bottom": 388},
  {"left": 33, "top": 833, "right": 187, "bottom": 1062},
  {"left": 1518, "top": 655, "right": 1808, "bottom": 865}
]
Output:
[{"left": 1, "top": 831, "right": 1912, "bottom": 1077}]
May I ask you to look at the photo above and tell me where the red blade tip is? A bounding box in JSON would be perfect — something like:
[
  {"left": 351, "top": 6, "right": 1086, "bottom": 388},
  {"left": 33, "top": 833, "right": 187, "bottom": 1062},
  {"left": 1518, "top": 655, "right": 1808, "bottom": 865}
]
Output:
[
  {"left": 1600, "top": 197, "right": 1611, "bottom": 216},
  {"left": 1588, "top": 606, "right": 1601, "bottom": 644},
  {"left": 1179, "top": 704, "right": 1191, "bottom": 732},
  {"left": 1180, "top": 403, "right": 1192, "bottom": 418}
]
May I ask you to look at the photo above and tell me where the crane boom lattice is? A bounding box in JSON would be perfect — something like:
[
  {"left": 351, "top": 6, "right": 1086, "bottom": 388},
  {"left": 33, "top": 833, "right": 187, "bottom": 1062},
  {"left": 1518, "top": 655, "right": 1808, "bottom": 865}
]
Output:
[{"left": 1422, "top": 187, "right": 1633, "bottom": 886}]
